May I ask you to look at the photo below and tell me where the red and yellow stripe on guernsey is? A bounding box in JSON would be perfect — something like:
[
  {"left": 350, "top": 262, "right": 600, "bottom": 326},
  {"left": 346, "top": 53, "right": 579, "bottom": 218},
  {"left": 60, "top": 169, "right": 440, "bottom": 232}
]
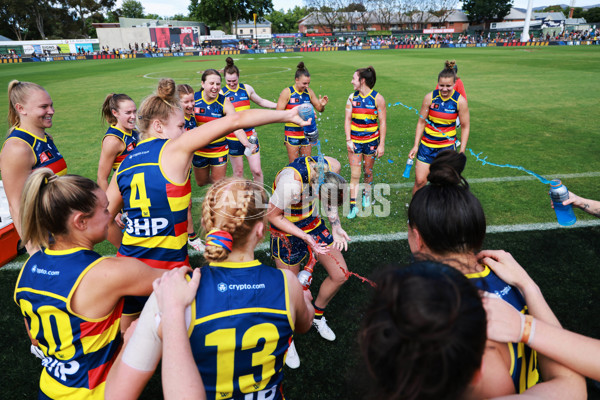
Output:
[
  {"left": 49, "top": 158, "right": 68, "bottom": 176},
  {"left": 423, "top": 108, "right": 457, "bottom": 147},
  {"left": 284, "top": 88, "right": 307, "bottom": 139},
  {"left": 122, "top": 181, "right": 190, "bottom": 252},
  {"left": 40, "top": 370, "right": 107, "bottom": 399},
  {"left": 136, "top": 255, "right": 189, "bottom": 270},
  {"left": 285, "top": 199, "right": 315, "bottom": 222},
  {"left": 166, "top": 180, "right": 191, "bottom": 212},
  {"left": 122, "top": 221, "right": 188, "bottom": 251},
  {"left": 271, "top": 215, "right": 321, "bottom": 236},
  {"left": 122, "top": 181, "right": 189, "bottom": 256},
  {"left": 227, "top": 98, "right": 253, "bottom": 139},
  {"left": 350, "top": 110, "right": 379, "bottom": 143},
  {"left": 232, "top": 99, "right": 250, "bottom": 111},
  {"left": 193, "top": 115, "right": 227, "bottom": 157},
  {"left": 284, "top": 101, "right": 305, "bottom": 139},
  {"left": 79, "top": 299, "right": 123, "bottom": 356}
]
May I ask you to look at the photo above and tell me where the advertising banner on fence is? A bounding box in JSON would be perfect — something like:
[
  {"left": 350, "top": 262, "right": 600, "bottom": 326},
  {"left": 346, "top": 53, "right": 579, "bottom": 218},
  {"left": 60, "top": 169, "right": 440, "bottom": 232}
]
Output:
[{"left": 150, "top": 27, "right": 199, "bottom": 48}]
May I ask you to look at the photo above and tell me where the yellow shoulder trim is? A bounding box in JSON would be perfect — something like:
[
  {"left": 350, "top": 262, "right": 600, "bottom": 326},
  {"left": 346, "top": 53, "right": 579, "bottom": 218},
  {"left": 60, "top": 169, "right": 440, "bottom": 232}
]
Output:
[
  {"left": 209, "top": 260, "right": 262, "bottom": 269},
  {"left": 464, "top": 264, "right": 491, "bottom": 279}
]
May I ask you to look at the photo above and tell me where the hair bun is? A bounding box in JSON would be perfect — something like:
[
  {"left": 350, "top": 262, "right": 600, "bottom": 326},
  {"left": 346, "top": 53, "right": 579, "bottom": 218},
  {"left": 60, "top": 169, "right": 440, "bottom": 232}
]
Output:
[
  {"left": 445, "top": 60, "right": 456, "bottom": 71},
  {"left": 226, "top": 57, "right": 234, "bottom": 66},
  {"left": 157, "top": 78, "right": 176, "bottom": 100},
  {"left": 297, "top": 61, "right": 305, "bottom": 70},
  {"left": 428, "top": 151, "right": 467, "bottom": 187}
]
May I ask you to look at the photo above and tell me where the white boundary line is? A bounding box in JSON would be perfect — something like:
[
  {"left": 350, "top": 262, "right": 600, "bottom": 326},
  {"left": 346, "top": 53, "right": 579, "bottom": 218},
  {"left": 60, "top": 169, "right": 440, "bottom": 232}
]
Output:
[
  {"left": 191, "top": 172, "right": 599, "bottom": 202},
  {"left": 2, "top": 219, "right": 599, "bottom": 272}
]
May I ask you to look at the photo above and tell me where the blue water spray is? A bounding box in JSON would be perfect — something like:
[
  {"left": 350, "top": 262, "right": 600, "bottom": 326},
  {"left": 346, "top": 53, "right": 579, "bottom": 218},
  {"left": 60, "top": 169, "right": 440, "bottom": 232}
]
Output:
[
  {"left": 467, "top": 150, "right": 551, "bottom": 184},
  {"left": 316, "top": 140, "right": 325, "bottom": 187},
  {"left": 388, "top": 101, "right": 553, "bottom": 185}
]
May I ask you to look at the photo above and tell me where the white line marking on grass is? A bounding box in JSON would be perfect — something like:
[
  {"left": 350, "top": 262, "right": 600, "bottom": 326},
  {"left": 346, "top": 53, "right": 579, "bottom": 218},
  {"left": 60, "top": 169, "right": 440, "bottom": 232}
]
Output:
[
  {"left": 194, "top": 172, "right": 599, "bottom": 200},
  {"left": 243, "top": 67, "right": 291, "bottom": 77},
  {"left": 3, "top": 220, "right": 599, "bottom": 272},
  {"left": 387, "top": 171, "right": 600, "bottom": 189}
]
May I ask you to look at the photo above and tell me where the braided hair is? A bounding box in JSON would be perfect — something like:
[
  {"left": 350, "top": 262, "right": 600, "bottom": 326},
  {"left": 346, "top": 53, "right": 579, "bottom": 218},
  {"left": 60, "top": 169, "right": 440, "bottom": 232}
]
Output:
[{"left": 202, "top": 178, "right": 267, "bottom": 262}]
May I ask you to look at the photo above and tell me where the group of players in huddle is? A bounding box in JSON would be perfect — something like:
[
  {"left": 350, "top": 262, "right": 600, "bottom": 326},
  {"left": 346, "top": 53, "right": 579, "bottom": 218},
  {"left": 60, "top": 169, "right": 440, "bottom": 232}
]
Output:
[{"left": 2, "top": 56, "right": 598, "bottom": 400}]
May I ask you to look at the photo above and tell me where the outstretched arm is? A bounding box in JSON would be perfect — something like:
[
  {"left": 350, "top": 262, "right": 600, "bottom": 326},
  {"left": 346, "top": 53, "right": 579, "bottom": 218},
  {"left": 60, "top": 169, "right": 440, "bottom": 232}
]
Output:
[
  {"left": 478, "top": 250, "right": 587, "bottom": 400},
  {"left": 563, "top": 191, "right": 600, "bottom": 218},
  {"left": 276, "top": 88, "right": 290, "bottom": 110},
  {"left": 166, "top": 108, "right": 306, "bottom": 182},
  {"left": 485, "top": 295, "right": 600, "bottom": 382},
  {"left": 246, "top": 84, "right": 277, "bottom": 109}
]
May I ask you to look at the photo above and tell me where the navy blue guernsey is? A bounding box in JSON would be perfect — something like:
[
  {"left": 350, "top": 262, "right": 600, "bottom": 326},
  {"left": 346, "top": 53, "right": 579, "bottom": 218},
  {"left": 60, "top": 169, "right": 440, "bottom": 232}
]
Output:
[{"left": 189, "top": 260, "right": 293, "bottom": 400}]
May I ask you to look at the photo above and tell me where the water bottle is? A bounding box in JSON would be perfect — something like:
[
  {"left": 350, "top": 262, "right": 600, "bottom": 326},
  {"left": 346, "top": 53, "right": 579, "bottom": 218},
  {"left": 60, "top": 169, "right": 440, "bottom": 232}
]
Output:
[
  {"left": 298, "top": 103, "right": 318, "bottom": 144},
  {"left": 244, "top": 134, "right": 258, "bottom": 157},
  {"left": 549, "top": 179, "right": 576, "bottom": 226},
  {"left": 297, "top": 270, "right": 313, "bottom": 291},
  {"left": 402, "top": 158, "right": 413, "bottom": 178}
]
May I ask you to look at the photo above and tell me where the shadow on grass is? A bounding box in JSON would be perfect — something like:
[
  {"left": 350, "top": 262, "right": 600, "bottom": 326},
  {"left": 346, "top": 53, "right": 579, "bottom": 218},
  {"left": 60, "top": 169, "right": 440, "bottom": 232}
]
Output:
[{"left": 2, "top": 226, "right": 599, "bottom": 399}]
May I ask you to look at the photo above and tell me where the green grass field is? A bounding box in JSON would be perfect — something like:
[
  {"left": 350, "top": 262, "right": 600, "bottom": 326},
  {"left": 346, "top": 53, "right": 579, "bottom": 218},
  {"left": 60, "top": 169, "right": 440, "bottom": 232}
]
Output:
[{"left": 1, "top": 46, "right": 600, "bottom": 399}]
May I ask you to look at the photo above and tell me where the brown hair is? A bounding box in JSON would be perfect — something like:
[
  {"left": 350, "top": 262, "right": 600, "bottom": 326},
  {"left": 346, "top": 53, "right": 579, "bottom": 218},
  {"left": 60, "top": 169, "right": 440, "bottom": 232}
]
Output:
[
  {"left": 176, "top": 83, "right": 194, "bottom": 97},
  {"left": 137, "top": 78, "right": 181, "bottom": 139},
  {"left": 356, "top": 66, "right": 376, "bottom": 89},
  {"left": 360, "top": 261, "right": 486, "bottom": 400},
  {"left": 7, "top": 80, "right": 47, "bottom": 134},
  {"left": 224, "top": 57, "right": 239, "bottom": 76},
  {"left": 438, "top": 60, "right": 457, "bottom": 82},
  {"left": 295, "top": 62, "right": 310, "bottom": 80},
  {"left": 101, "top": 93, "right": 135, "bottom": 126},
  {"left": 408, "top": 151, "right": 486, "bottom": 255},
  {"left": 20, "top": 168, "right": 100, "bottom": 248},
  {"left": 202, "top": 178, "right": 267, "bottom": 262}
]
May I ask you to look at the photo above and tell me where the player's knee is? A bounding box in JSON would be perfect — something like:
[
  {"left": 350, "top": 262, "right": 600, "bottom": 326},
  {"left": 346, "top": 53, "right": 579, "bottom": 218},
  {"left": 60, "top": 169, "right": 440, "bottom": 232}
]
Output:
[
  {"left": 233, "top": 165, "right": 244, "bottom": 177},
  {"left": 350, "top": 169, "right": 361, "bottom": 182},
  {"left": 413, "top": 179, "right": 427, "bottom": 192},
  {"left": 332, "top": 269, "right": 349, "bottom": 286},
  {"left": 194, "top": 175, "right": 205, "bottom": 187},
  {"left": 251, "top": 168, "right": 263, "bottom": 181}
]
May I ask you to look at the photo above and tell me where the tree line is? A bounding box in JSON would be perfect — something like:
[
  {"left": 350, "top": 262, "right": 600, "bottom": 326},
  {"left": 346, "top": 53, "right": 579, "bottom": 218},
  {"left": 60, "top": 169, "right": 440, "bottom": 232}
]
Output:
[{"left": 1, "top": 0, "right": 597, "bottom": 41}]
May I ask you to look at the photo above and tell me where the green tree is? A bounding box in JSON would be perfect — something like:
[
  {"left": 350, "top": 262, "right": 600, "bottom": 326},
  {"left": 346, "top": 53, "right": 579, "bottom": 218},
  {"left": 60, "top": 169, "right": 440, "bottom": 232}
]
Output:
[
  {"left": 189, "top": 0, "right": 273, "bottom": 34},
  {"left": 64, "top": 0, "right": 116, "bottom": 37},
  {"left": 121, "top": 0, "right": 144, "bottom": 18},
  {"left": 462, "top": 0, "right": 513, "bottom": 24},
  {"left": 585, "top": 7, "right": 600, "bottom": 23},
  {"left": 339, "top": 2, "right": 366, "bottom": 12},
  {"left": 542, "top": 5, "right": 566, "bottom": 16},
  {"left": 266, "top": 6, "right": 310, "bottom": 33},
  {"left": 0, "top": 0, "right": 31, "bottom": 40},
  {"left": 171, "top": 13, "right": 190, "bottom": 21}
]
